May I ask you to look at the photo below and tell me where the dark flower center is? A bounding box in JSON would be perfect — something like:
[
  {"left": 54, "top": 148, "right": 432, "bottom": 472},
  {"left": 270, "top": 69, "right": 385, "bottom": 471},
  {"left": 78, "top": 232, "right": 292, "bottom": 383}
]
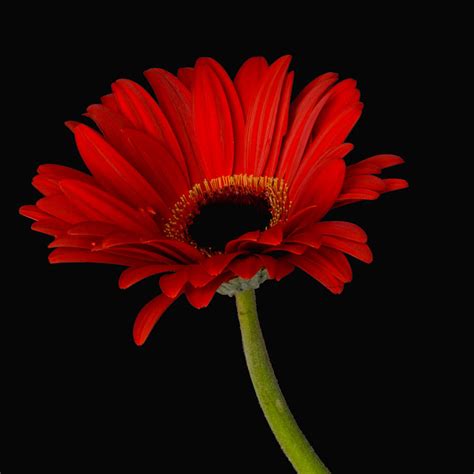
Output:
[
  {"left": 163, "top": 174, "right": 290, "bottom": 253},
  {"left": 188, "top": 195, "right": 272, "bottom": 252}
]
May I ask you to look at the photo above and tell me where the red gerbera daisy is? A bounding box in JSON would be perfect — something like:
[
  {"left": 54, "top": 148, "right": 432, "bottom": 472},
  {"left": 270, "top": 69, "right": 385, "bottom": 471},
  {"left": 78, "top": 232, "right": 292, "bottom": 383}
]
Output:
[{"left": 20, "top": 55, "right": 407, "bottom": 346}]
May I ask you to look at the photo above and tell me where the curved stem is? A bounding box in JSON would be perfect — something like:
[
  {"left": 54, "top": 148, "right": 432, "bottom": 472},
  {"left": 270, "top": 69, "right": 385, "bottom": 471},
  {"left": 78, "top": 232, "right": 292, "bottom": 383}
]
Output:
[{"left": 235, "top": 289, "right": 330, "bottom": 474}]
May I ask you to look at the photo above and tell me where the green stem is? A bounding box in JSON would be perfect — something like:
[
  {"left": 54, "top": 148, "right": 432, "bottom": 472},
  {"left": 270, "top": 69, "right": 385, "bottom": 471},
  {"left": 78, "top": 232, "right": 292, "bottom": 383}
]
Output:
[{"left": 235, "top": 289, "right": 330, "bottom": 474}]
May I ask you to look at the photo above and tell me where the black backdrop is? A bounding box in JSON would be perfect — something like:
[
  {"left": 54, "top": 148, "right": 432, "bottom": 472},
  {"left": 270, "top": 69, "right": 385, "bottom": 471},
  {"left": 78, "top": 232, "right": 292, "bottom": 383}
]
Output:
[{"left": 6, "top": 15, "right": 442, "bottom": 474}]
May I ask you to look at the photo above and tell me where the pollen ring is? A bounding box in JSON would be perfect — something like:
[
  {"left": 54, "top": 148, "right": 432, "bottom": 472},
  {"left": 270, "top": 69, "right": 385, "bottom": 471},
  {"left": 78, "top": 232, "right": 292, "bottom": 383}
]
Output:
[{"left": 164, "top": 174, "right": 290, "bottom": 246}]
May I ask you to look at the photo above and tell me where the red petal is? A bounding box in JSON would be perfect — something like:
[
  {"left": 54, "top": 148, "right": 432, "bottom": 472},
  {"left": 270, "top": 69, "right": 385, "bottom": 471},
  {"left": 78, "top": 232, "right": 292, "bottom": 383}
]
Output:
[
  {"left": 256, "top": 254, "right": 277, "bottom": 278},
  {"left": 107, "top": 247, "right": 174, "bottom": 264},
  {"left": 277, "top": 75, "right": 338, "bottom": 180},
  {"left": 100, "top": 94, "right": 119, "bottom": 112},
  {"left": 297, "top": 248, "right": 351, "bottom": 284},
  {"left": 306, "top": 104, "right": 363, "bottom": 165},
  {"left": 111, "top": 80, "right": 186, "bottom": 173},
  {"left": 342, "top": 175, "right": 386, "bottom": 194},
  {"left": 290, "top": 72, "right": 338, "bottom": 117},
  {"left": 346, "top": 154, "right": 404, "bottom": 176},
  {"left": 48, "top": 235, "right": 95, "bottom": 249},
  {"left": 31, "top": 219, "right": 69, "bottom": 236},
  {"left": 321, "top": 236, "right": 373, "bottom": 263},
  {"left": 110, "top": 81, "right": 143, "bottom": 128},
  {"left": 48, "top": 248, "right": 145, "bottom": 266},
  {"left": 67, "top": 222, "right": 118, "bottom": 236},
  {"left": 185, "top": 273, "right": 230, "bottom": 309},
  {"left": 193, "top": 59, "right": 236, "bottom": 177},
  {"left": 288, "top": 253, "right": 344, "bottom": 294},
  {"left": 119, "top": 264, "right": 182, "bottom": 289},
  {"left": 73, "top": 124, "right": 170, "bottom": 217},
  {"left": 307, "top": 250, "right": 350, "bottom": 283},
  {"left": 85, "top": 104, "right": 137, "bottom": 159},
  {"left": 229, "top": 255, "right": 262, "bottom": 279},
  {"left": 312, "top": 221, "right": 368, "bottom": 243},
  {"left": 37, "top": 195, "right": 86, "bottom": 224},
  {"left": 19, "top": 205, "right": 50, "bottom": 221},
  {"left": 159, "top": 270, "right": 189, "bottom": 298},
  {"left": 258, "top": 225, "right": 283, "bottom": 246},
  {"left": 234, "top": 57, "right": 269, "bottom": 119},
  {"left": 291, "top": 159, "right": 346, "bottom": 221},
  {"left": 187, "top": 265, "right": 217, "bottom": 287},
  {"left": 290, "top": 142, "right": 353, "bottom": 190},
  {"left": 272, "top": 259, "right": 295, "bottom": 281},
  {"left": 100, "top": 243, "right": 177, "bottom": 266},
  {"left": 225, "top": 230, "right": 260, "bottom": 253},
  {"left": 98, "top": 232, "right": 148, "bottom": 250},
  {"left": 264, "top": 243, "right": 307, "bottom": 255},
  {"left": 286, "top": 230, "right": 322, "bottom": 249},
  {"left": 335, "top": 154, "right": 407, "bottom": 207},
  {"left": 177, "top": 67, "right": 195, "bottom": 89},
  {"left": 133, "top": 294, "right": 176, "bottom": 346},
  {"left": 32, "top": 175, "right": 61, "bottom": 196},
  {"left": 59, "top": 179, "right": 157, "bottom": 234},
  {"left": 123, "top": 129, "right": 190, "bottom": 204},
  {"left": 203, "top": 251, "right": 245, "bottom": 276},
  {"left": 37, "top": 164, "right": 95, "bottom": 183},
  {"left": 311, "top": 79, "right": 360, "bottom": 138},
  {"left": 256, "top": 255, "right": 294, "bottom": 281},
  {"left": 336, "top": 190, "right": 380, "bottom": 202},
  {"left": 33, "top": 165, "right": 96, "bottom": 197},
  {"left": 199, "top": 58, "right": 245, "bottom": 177},
  {"left": 261, "top": 72, "right": 294, "bottom": 176},
  {"left": 112, "top": 79, "right": 167, "bottom": 136},
  {"left": 317, "top": 247, "right": 353, "bottom": 282},
  {"left": 382, "top": 178, "right": 409, "bottom": 193},
  {"left": 144, "top": 240, "right": 204, "bottom": 263},
  {"left": 243, "top": 55, "right": 291, "bottom": 175},
  {"left": 284, "top": 205, "right": 320, "bottom": 236},
  {"left": 145, "top": 68, "right": 204, "bottom": 184},
  {"left": 98, "top": 238, "right": 194, "bottom": 266},
  {"left": 65, "top": 121, "right": 81, "bottom": 131}
]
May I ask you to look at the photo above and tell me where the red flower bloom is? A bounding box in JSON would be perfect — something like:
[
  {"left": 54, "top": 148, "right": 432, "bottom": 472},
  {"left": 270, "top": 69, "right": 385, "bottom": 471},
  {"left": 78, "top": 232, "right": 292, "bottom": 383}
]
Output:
[{"left": 20, "top": 56, "right": 407, "bottom": 345}]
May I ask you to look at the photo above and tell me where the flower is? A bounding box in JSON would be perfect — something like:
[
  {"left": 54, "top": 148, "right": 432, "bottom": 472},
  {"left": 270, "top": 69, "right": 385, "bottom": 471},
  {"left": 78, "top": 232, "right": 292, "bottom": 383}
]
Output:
[{"left": 20, "top": 55, "right": 407, "bottom": 345}]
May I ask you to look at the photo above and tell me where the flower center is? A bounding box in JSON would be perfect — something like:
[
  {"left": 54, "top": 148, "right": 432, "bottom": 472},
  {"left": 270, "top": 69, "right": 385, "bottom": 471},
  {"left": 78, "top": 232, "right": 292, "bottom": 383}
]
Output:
[
  {"left": 164, "top": 174, "right": 290, "bottom": 253},
  {"left": 189, "top": 195, "right": 271, "bottom": 252}
]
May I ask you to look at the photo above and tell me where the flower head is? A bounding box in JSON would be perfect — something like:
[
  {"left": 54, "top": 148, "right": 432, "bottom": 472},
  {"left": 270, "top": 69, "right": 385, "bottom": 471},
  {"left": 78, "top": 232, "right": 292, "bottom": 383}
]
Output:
[{"left": 20, "top": 56, "right": 407, "bottom": 345}]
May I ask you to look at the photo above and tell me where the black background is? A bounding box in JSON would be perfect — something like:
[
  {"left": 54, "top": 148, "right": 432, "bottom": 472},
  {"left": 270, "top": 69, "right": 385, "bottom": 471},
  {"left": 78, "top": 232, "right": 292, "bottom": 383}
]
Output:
[{"left": 6, "top": 12, "right": 448, "bottom": 474}]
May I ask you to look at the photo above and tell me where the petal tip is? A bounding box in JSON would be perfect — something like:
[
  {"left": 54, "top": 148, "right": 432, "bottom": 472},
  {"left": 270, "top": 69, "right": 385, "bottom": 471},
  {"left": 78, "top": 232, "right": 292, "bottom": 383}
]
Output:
[
  {"left": 65, "top": 121, "right": 81, "bottom": 132},
  {"left": 118, "top": 277, "right": 129, "bottom": 290},
  {"left": 133, "top": 332, "right": 146, "bottom": 346}
]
